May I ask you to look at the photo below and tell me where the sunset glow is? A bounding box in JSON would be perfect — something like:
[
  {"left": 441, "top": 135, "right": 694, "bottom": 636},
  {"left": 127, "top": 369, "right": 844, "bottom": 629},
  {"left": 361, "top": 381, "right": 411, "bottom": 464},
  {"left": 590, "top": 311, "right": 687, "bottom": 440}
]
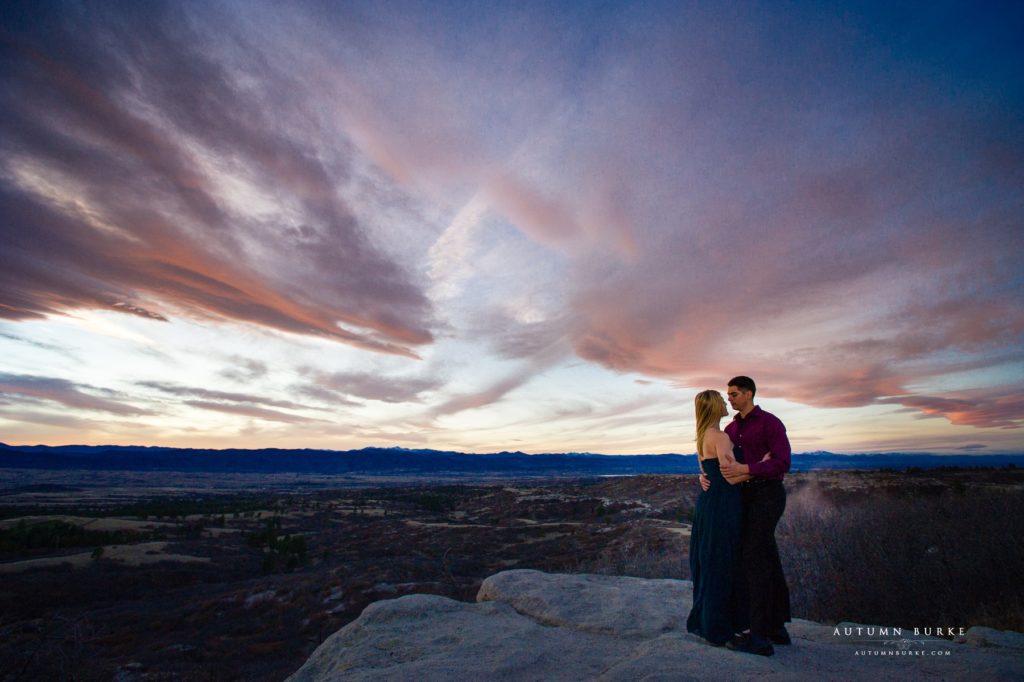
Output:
[{"left": 1, "top": 1, "right": 1022, "bottom": 454}]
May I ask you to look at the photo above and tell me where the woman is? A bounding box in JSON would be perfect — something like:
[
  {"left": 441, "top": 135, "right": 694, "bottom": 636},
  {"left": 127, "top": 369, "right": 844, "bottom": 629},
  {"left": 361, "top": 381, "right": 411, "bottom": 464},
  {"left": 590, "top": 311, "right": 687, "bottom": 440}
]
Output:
[{"left": 686, "top": 389, "right": 756, "bottom": 646}]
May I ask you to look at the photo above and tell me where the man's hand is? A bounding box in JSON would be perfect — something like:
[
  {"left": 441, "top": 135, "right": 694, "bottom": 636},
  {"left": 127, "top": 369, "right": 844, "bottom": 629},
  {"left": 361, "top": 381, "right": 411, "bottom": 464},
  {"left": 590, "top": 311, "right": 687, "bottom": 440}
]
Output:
[
  {"left": 720, "top": 452, "right": 772, "bottom": 481},
  {"left": 719, "top": 459, "right": 749, "bottom": 478},
  {"left": 699, "top": 473, "right": 710, "bottom": 491}
]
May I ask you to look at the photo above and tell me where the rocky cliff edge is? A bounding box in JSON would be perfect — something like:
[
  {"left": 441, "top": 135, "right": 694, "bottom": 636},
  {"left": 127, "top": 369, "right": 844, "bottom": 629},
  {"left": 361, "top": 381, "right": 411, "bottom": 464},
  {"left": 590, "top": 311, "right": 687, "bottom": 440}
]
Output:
[{"left": 288, "top": 569, "right": 1024, "bottom": 681}]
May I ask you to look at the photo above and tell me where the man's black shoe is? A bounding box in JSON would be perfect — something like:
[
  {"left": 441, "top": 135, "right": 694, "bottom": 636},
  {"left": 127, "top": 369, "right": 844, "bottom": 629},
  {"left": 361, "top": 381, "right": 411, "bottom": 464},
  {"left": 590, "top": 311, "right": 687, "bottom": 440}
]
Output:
[
  {"left": 726, "top": 633, "right": 774, "bottom": 657},
  {"left": 728, "top": 632, "right": 750, "bottom": 648},
  {"left": 770, "top": 626, "right": 792, "bottom": 645}
]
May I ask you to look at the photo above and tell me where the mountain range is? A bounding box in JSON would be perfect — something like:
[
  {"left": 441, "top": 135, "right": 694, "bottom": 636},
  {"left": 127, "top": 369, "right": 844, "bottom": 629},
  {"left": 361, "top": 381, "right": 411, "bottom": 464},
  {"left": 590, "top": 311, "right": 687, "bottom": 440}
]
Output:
[{"left": 2, "top": 442, "right": 1022, "bottom": 476}]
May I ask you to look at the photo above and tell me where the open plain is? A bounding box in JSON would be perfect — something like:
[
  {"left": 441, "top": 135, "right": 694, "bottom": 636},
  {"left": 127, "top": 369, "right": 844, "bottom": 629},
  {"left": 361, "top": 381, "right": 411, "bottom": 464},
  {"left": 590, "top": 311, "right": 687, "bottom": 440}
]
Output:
[{"left": 2, "top": 466, "right": 1022, "bottom": 680}]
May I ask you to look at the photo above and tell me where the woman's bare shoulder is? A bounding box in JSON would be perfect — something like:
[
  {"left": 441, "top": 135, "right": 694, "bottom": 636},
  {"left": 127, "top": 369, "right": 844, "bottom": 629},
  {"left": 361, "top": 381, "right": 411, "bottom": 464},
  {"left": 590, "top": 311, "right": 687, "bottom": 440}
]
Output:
[{"left": 711, "top": 431, "right": 734, "bottom": 456}]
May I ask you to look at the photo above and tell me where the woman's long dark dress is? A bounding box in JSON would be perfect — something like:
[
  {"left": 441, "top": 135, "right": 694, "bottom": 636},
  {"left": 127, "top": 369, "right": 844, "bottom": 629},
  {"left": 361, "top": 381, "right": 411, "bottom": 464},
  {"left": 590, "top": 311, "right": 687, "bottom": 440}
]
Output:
[{"left": 686, "top": 455, "right": 749, "bottom": 645}]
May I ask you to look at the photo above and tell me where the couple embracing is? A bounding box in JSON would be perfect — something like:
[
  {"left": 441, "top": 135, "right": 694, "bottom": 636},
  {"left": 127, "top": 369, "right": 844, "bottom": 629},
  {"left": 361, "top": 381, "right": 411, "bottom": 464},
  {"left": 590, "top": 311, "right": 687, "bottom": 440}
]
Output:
[{"left": 686, "top": 376, "right": 792, "bottom": 657}]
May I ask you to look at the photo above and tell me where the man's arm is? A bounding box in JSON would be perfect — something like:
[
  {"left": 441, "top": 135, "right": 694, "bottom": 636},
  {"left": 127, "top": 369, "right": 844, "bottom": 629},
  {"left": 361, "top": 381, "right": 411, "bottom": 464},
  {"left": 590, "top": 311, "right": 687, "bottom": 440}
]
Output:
[
  {"left": 697, "top": 451, "right": 710, "bottom": 491},
  {"left": 718, "top": 434, "right": 752, "bottom": 484},
  {"left": 746, "top": 415, "right": 791, "bottom": 478},
  {"left": 720, "top": 451, "right": 772, "bottom": 480}
]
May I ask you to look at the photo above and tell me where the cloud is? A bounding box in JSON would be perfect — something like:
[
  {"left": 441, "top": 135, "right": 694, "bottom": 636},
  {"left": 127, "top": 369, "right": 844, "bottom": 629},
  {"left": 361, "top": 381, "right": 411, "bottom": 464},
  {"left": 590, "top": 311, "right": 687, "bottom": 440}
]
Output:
[
  {"left": 0, "top": 373, "right": 150, "bottom": 415},
  {"left": 478, "top": 311, "right": 573, "bottom": 361},
  {"left": 182, "top": 400, "right": 315, "bottom": 424},
  {"left": 219, "top": 357, "right": 270, "bottom": 383},
  {"left": 300, "top": 370, "right": 444, "bottom": 404},
  {"left": 426, "top": 338, "right": 569, "bottom": 418},
  {"left": 0, "top": 330, "right": 78, "bottom": 358},
  {"left": 427, "top": 193, "right": 489, "bottom": 304},
  {"left": 291, "top": 384, "right": 361, "bottom": 407},
  {"left": 0, "top": 2, "right": 434, "bottom": 357},
  {"left": 137, "top": 380, "right": 313, "bottom": 411},
  {"left": 0, "top": 409, "right": 94, "bottom": 430},
  {"left": 879, "top": 391, "right": 1024, "bottom": 430},
  {"left": 427, "top": 372, "right": 535, "bottom": 420}
]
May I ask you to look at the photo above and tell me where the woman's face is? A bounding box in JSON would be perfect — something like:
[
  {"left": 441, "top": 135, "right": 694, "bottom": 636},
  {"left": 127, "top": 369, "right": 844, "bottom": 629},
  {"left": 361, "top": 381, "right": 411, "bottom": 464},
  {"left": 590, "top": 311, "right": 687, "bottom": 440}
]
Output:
[{"left": 719, "top": 400, "right": 728, "bottom": 418}]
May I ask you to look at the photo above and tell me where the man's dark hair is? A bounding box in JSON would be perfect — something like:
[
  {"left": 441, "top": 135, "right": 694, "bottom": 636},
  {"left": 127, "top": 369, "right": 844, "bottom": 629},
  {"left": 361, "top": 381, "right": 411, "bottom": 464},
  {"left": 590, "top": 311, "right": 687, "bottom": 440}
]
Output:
[{"left": 728, "top": 375, "right": 756, "bottom": 398}]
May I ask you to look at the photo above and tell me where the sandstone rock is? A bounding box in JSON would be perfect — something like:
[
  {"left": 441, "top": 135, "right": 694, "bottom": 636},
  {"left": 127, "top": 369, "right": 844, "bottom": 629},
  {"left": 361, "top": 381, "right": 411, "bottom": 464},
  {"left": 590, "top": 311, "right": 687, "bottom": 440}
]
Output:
[
  {"left": 477, "top": 569, "right": 692, "bottom": 638},
  {"left": 287, "top": 593, "right": 635, "bottom": 681},
  {"left": 957, "top": 626, "right": 1024, "bottom": 650},
  {"left": 287, "top": 570, "right": 1024, "bottom": 681}
]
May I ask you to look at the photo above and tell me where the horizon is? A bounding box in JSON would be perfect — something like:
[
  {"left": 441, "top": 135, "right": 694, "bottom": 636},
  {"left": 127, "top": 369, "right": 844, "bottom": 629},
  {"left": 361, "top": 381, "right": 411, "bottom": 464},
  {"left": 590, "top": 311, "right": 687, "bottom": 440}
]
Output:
[
  {"left": 4, "top": 440, "right": 1024, "bottom": 459},
  {"left": 2, "top": 2, "right": 1023, "bottom": 455}
]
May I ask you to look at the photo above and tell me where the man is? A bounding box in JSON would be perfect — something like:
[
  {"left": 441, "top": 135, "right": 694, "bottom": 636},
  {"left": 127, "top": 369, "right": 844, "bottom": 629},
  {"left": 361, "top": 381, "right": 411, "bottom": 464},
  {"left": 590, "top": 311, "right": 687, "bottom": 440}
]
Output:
[{"left": 704, "top": 375, "right": 792, "bottom": 657}]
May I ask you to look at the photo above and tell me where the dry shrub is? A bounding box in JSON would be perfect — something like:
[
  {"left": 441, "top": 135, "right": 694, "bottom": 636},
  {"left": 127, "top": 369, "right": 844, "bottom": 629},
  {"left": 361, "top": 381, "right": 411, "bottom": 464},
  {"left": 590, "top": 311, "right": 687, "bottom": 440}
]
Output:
[
  {"left": 778, "top": 484, "right": 1024, "bottom": 631},
  {"left": 573, "top": 535, "right": 688, "bottom": 580},
  {"left": 567, "top": 484, "right": 1024, "bottom": 632},
  {"left": 248, "top": 639, "right": 287, "bottom": 656}
]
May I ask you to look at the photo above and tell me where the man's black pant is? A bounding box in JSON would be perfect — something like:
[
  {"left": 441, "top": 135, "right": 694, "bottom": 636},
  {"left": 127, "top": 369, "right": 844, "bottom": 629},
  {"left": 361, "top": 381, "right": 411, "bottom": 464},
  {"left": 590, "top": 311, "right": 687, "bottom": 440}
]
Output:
[{"left": 739, "top": 479, "right": 791, "bottom": 636}]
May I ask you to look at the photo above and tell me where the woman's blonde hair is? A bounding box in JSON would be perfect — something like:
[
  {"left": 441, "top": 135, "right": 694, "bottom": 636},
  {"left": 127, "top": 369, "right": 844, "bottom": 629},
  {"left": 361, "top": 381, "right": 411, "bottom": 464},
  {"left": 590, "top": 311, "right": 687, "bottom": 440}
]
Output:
[{"left": 695, "top": 389, "right": 726, "bottom": 458}]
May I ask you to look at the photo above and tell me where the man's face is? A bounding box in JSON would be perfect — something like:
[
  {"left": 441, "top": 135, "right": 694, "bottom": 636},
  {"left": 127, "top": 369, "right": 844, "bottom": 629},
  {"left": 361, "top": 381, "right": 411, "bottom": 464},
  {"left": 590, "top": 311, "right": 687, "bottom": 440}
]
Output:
[{"left": 727, "top": 386, "right": 752, "bottom": 412}]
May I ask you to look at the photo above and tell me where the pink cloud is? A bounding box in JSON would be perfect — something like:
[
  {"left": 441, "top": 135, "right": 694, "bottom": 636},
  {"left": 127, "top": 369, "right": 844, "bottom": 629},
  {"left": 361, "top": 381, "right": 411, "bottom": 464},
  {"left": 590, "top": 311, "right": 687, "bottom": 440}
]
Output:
[
  {"left": 0, "top": 16, "right": 434, "bottom": 358},
  {"left": 183, "top": 401, "right": 316, "bottom": 424},
  {"left": 0, "top": 373, "right": 151, "bottom": 416},
  {"left": 880, "top": 391, "right": 1024, "bottom": 430}
]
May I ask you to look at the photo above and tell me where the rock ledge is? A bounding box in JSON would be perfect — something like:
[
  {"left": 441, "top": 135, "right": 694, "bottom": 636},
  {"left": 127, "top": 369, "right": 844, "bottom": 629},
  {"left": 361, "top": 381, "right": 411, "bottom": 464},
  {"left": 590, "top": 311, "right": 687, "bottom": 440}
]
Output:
[{"left": 288, "top": 569, "right": 1024, "bottom": 681}]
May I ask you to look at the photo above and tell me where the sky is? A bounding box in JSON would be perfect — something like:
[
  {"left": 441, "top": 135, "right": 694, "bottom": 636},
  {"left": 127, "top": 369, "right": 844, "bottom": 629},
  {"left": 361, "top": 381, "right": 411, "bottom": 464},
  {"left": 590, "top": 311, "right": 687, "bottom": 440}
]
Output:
[{"left": 1, "top": 0, "right": 1022, "bottom": 455}]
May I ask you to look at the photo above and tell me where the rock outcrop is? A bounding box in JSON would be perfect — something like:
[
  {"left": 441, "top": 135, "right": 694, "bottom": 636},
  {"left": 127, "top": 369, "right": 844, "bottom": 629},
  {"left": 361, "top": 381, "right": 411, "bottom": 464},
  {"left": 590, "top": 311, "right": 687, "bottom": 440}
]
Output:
[{"left": 288, "top": 569, "right": 1024, "bottom": 681}]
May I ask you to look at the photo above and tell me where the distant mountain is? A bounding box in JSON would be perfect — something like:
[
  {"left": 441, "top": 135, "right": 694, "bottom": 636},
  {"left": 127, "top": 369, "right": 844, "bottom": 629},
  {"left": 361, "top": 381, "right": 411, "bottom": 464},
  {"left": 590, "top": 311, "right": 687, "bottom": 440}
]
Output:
[{"left": 1, "top": 442, "right": 1022, "bottom": 476}]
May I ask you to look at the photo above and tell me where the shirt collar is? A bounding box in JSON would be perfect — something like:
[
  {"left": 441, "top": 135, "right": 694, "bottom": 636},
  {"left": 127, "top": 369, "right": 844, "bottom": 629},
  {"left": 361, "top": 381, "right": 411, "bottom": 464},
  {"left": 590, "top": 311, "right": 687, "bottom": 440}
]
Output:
[{"left": 734, "top": 405, "right": 763, "bottom": 421}]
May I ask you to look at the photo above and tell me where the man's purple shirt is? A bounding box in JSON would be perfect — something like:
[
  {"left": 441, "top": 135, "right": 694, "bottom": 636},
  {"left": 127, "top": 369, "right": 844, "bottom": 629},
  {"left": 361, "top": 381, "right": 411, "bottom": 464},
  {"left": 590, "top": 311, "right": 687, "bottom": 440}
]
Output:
[{"left": 724, "top": 405, "right": 792, "bottom": 480}]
